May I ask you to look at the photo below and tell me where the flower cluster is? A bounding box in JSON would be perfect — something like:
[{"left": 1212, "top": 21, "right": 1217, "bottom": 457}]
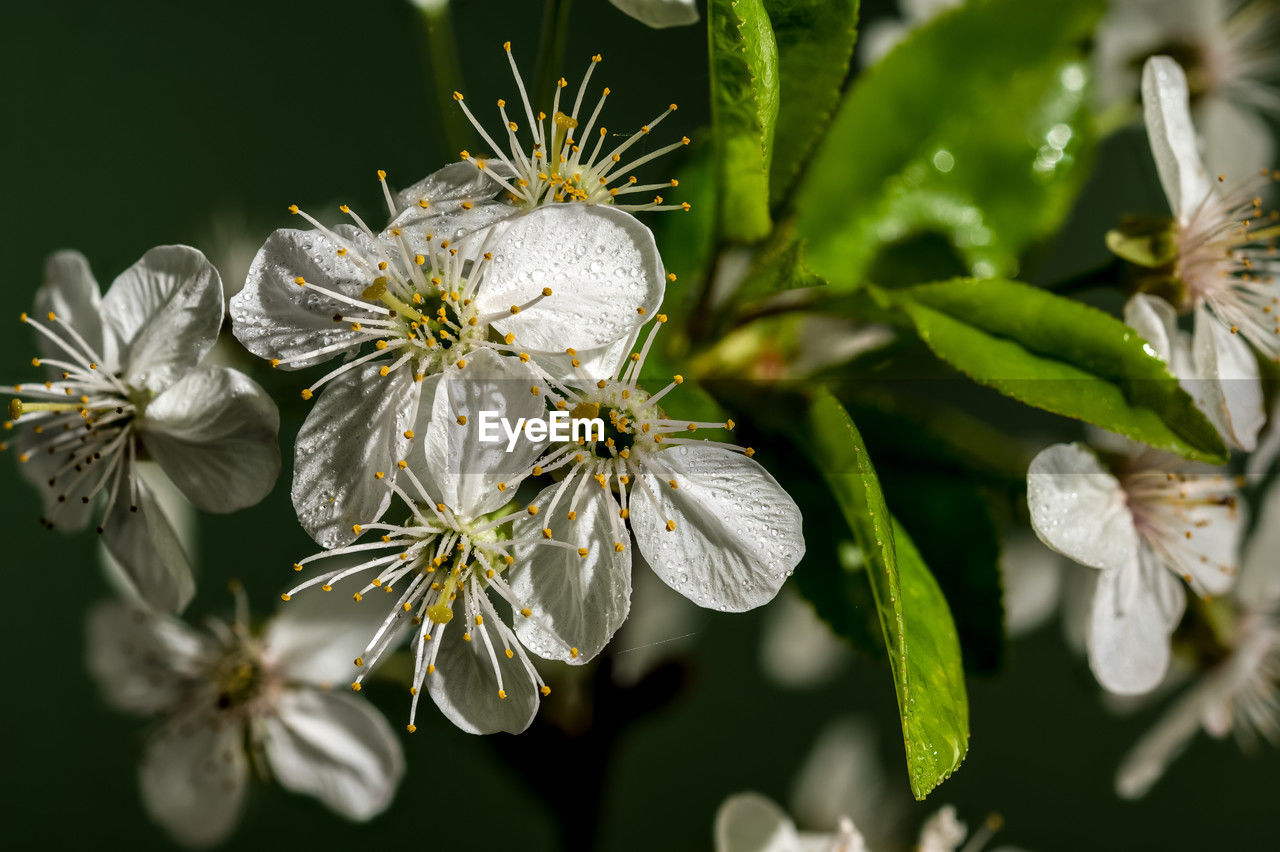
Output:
[{"left": 230, "top": 45, "right": 805, "bottom": 734}]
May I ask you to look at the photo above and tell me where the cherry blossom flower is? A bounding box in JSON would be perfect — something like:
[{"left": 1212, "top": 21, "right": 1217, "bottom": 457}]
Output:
[
  {"left": 280, "top": 348, "right": 615, "bottom": 734},
  {"left": 1027, "top": 440, "right": 1244, "bottom": 695},
  {"left": 4, "top": 247, "right": 279, "bottom": 613},
  {"left": 389, "top": 43, "right": 691, "bottom": 248},
  {"left": 1116, "top": 56, "right": 1276, "bottom": 450},
  {"left": 714, "top": 793, "right": 1003, "bottom": 852},
  {"left": 506, "top": 317, "right": 804, "bottom": 664},
  {"left": 87, "top": 588, "right": 404, "bottom": 847},
  {"left": 1115, "top": 480, "right": 1280, "bottom": 798},
  {"left": 1096, "top": 0, "right": 1278, "bottom": 175},
  {"left": 230, "top": 184, "right": 663, "bottom": 549}
]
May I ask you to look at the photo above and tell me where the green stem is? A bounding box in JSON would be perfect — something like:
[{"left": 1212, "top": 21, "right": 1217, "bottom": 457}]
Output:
[
  {"left": 534, "top": 0, "right": 575, "bottom": 110},
  {"left": 417, "top": 3, "right": 470, "bottom": 156}
]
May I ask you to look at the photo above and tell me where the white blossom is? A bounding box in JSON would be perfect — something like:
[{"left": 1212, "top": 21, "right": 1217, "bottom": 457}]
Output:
[
  {"left": 230, "top": 182, "right": 664, "bottom": 550},
  {"left": 505, "top": 318, "right": 805, "bottom": 665},
  {"left": 714, "top": 793, "right": 1004, "bottom": 852},
  {"left": 1027, "top": 441, "right": 1244, "bottom": 695},
  {"left": 86, "top": 590, "right": 404, "bottom": 847},
  {"left": 1096, "top": 0, "right": 1278, "bottom": 175},
  {"left": 1115, "top": 480, "right": 1280, "bottom": 798},
  {"left": 1120, "top": 56, "right": 1276, "bottom": 451},
  {"left": 609, "top": 0, "right": 700, "bottom": 29},
  {"left": 5, "top": 247, "right": 279, "bottom": 613},
  {"left": 281, "top": 349, "right": 610, "bottom": 734},
  {"left": 389, "top": 43, "right": 691, "bottom": 249}
]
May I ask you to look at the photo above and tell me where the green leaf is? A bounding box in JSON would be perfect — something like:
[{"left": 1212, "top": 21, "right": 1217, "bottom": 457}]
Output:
[
  {"left": 794, "top": 0, "right": 1105, "bottom": 288},
  {"left": 882, "top": 278, "right": 1228, "bottom": 463},
  {"left": 807, "top": 390, "right": 969, "bottom": 799},
  {"left": 734, "top": 222, "right": 826, "bottom": 305},
  {"left": 709, "top": 0, "right": 780, "bottom": 243},
  {"left": 762, "top": 0, "right": 860, "bottom": 204}
]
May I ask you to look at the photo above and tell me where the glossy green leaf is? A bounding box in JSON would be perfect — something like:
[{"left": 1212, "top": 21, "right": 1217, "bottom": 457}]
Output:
[
  {"left": 709, "top": 0, "right": 779, "bottom": 243},
  {"left": 794, "top": 0, "right": 1104, "bottom": 288},
  {"left": 808, "top": 389, "right": 969, "bottom": 799},
  {"left": 883, "top": 278, "right": 1228, "bottom": 462},
  {"left": 762, "top": 0, "right": 860, "bottom": 204}
]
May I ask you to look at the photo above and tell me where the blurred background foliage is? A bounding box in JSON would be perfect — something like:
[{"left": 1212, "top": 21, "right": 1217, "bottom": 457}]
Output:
[{"left": 1, "top": 0, "right": 1274, "bottom": 849}]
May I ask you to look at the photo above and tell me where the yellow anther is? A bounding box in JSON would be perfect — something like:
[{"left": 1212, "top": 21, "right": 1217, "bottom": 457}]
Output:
[
  {"left": 456, "top": 415, "right": 468, "bottom": 425},
  {"left": 280, "top": 593, "right": 291, "bottom": 601},
  {"left": 614, "top": 542, "right": 625, "bottom": 552},
  {"left": 351, "top": 682, "right": 362, "bottom": 692},
  {"left": 301, "top": 388, "right": 313, "bottom": 400},
  {"left": 666, "top": 519, "right": 676, "bottom": 531},
  {"left": 406, "top": 724, "right": 417, "bottom": 733},
  {"left": 353, "top": 592, "right": 363, "bottom": 602}
]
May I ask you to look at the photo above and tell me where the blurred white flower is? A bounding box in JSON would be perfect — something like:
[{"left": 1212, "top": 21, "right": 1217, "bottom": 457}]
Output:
[
  {"left": 1096, "top": 0, "right": 1278, "bottom": 176},
  {"left": 789, "top": 719, "right": 900, "bottom": 846},
  {"left": 1028, "top": 441, "right": 1244, "bottom": 695},
  {"left": 230, "top": 188, "right": 663, "bottom": 550},
  {"left": 1001, "top": 534, "right": 1066, "bottom": 638},
  {"left": 283, "top": 348, "right": 605, "bottom": 734},
  {"left": 392, "top": 44, "right": 690, "bottom": 247},
  {"left": 87, "top": 590, "right": 404, "bottom": 847},
  {"left": 5, "top": 247, "right": 279, "bottom": 613},
  {"left": 1115, "top": 480, "right": 1280, "bottom": 798},
  {"left": 715, "top": 793, "right": 1004, "bottom": 852},
  {"left": 860, "top": 0, "right": 963, "bottom": 66},
  {"left": 760, "top": 588, "right": 848, "bottom": 689},
  {"left": 1120, "top": 56, "right": 1274, "bottom": 451},
  {"left": 509, "top": 319, "right": 805, "bottom": 664},
  {"left": 609, "top": 0, "right": 699, "bottom": 29}
]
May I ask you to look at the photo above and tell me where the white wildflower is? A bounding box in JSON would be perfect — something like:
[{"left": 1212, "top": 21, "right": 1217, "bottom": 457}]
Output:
[
  {"left": 87, "top": 589, "right": 404, "bottom": 847},
  {"left": 5, "top": 247, "right": 279, "bottom": 613},
  {"left": 1027, "top": 441, "right": 1244, "bottom": 695}
]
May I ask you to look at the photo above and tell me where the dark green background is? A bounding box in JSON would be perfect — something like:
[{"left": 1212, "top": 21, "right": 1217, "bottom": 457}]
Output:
[{"left": 1, "top": 1, "right": 1272, "bottom": 849}]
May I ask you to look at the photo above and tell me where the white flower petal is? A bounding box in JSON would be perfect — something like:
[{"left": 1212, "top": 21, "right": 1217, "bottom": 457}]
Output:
[
  {"left": 139, "top": 714, "right": 247, "bottom": 849},
  {"left": 1141, "top": 56, "right": 1212, "bottom": 222},
  {"left": 292, "top": 365, "right": 424, "bottom": 549},
  {"left": 35, "top": 250, "right": 116, "bottom": 370},
  {"left": 1002, "top": 534, "right": 1065, "bottom": 637},
  {"left": 479, "top": 205, "right": 664, "bottom": 355},
  {"left": 1115, "top": 672, "right": 1217, "bottom": 798},
  {"left": 1191, "top": 304, "right": 1264, "bottom": 452},
  {"left": 510, "top": 484, "right": 632, "bottom": 664},
  {"left": 265, "top": 579, "right": 404, "bottom": 686},
  {"left": 859, "top": 19, "right": 910, "bottom": 66},
  {"left": 262, "top": 689, "right": 404, "bottom": 821},
  {"left": 609, "top": 0, "right": 700, "bottom": 29},
  {"left": 101, "top": 245, "right": 223, "bottom": 393},
  {"left": 760, "top": 589, "right": 848, "bottom": 688},
  {"left": 427, "top": 619, "right": 539, "bottom": 735},
  {"left": 85, "top": 601, "right": 208, "bottom": 714},
  {"left": 1027, "top": 443, "right": 1139, "bottom": 573},
  {"left": 714, "top": 792, "right": 803, "bottom": 852},
  {"left": 141, "top": 366, "right": 280, "bottom": 513},
  {"left": 416, "top": 349, "right": 545, "bottom": 519},
  {"left": 789, "top": 719, "right": 892, "bottom": 842},
  {"left": 101, "top": 474, "right": 196, "bottom": 614},
  {"left": 630, "top": 444, "right": 804, "bottom": 611},
  {"left": 1238, "top": 480, "right": 1280, "bottom": 607},
  {"left": 1124, "top": 293, "right": 1192, "bottom": 375},
  {"left": 230, "top": 227, "right": 372, "bottom": 368},
  {"left": 1245, "top": 400, "right": 1279, "bottom": 478},
  {"left": 393, "top": 160, "right": 510, "bottom": 213},
  {"left": 917, "top": 805, "right": 968, "bottom": 852},
  {"left": 1200, "top": 96, "right": 1275, "bottom": 187},
  {"left": 1088, "top": 549, "right": 1185, "bottom": 695},
  {"left": 1148, "top": 474, "right": 1244, "bottom": 599}
]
